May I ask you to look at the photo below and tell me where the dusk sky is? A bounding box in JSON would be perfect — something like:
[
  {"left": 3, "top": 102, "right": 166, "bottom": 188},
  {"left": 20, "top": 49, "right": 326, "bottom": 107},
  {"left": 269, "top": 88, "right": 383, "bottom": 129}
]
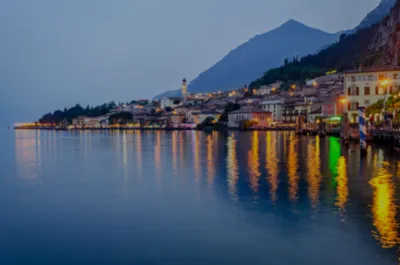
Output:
[{"left": 0, "top": 0, "right": 381, "bottom": 124}]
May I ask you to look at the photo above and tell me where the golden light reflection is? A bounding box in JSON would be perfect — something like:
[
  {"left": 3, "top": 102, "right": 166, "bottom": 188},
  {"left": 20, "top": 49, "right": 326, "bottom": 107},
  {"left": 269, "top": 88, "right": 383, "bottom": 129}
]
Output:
[
  {"left": 15, "top": 130, "right": 41, "bottom": 179},
  {"left": 206, "top": 134, "right": 215, "bottom": 187},
  {"left": 155, "top": 131, "right": 162, "bottom": 185},
  {"left": 122, "top": 131, "right": 129, "bottom": 191},
  {"left": 307, "top": 137, "right": 321, "bottom": 209},
  {"left": 248, "top": 132, "right": 261, "bottom": 194},
  {"left": 335, "top": 156, "right": 348, "bottom": 216},
  {"left": 135, "top": 130, "right": 142, "bottom": 179},
  {"left": 172, "top": 131, "right": 177, "bottom": 175},
  {"left": 370, "top": 163, "right": 398, "bottom": 248},
  {"left": 287, "top": 135, "right": 299, "bottom": 202},
  {"left": 179, "top": 132, "right": 185, "bottom": 169},
  {"left": 193, "top": 132, "right": 201, "bottom": 182},
  {"left": 266, "top": 132, "right": 279, "bottom": 203},
  {"left": 227, "top": 133, "right": 239, "bottom": 201}
]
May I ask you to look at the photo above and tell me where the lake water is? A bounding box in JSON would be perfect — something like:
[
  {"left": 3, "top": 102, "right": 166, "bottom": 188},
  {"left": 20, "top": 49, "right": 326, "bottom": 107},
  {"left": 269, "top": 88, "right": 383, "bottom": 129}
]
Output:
[{"left": 1, "top": 129, "right": 400, "bottom": 265}]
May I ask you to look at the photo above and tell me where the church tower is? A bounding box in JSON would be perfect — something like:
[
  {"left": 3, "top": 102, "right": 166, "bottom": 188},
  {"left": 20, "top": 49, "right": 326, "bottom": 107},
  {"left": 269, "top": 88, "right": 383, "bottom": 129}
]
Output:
[{"left": 182, "top": 78, "right": 188, "bottom": 105}]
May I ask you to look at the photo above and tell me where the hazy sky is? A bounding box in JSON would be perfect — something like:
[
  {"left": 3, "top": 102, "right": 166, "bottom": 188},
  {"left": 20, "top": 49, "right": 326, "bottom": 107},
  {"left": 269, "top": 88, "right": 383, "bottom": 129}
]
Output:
[{"left": 0, "top": 0, "right": 381, "bottom": 124}]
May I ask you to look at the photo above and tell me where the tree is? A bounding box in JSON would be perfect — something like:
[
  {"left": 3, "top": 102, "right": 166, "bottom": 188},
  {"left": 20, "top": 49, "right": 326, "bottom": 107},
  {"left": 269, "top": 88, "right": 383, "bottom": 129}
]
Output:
[
  {"left": 219, "top": 103, "right": 240, "bottom": 122},
  {"left": 165, "top": 106, "right": 173, "bottom": 112}
]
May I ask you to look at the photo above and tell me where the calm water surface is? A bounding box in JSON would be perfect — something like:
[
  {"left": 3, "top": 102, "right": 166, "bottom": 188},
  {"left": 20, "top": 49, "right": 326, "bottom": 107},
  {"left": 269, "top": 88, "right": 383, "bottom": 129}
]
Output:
[{"left": 1, "top": 129, "right": 400, "bottom": 265}]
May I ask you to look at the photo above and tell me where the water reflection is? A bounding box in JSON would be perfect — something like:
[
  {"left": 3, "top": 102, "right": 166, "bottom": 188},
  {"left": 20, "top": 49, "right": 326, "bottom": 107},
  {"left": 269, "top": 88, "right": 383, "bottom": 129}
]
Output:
[
  {"left": 307, "top": 136, "right": 321, "bottom": 209},
  {"left": 370, "top": 162, "right": 398, "bottom": 248},
  {"left": 248, "top": 132, "right": 261, "bottom": 196},
  {"left": 287, "top": 135, "right": 299, "bottom": 202},
  {"left": 15, "top": 130, "right": 41, "bottom": 179},
  {"left": 227, "top": 133, "right": 239, "bottom": 201},
  {"left": 135, "top": 130, "right": 142, "bottom": 179},
  {"left": 172, "top": 131, "right": 177, "bottom": 175},
  {"left": 266, "top": 132, "right": 279, "bottom": 203},
  {"left": 206, "top": 134, "right": 215, "bottom": 187},
  {"left": 193, "top": 132, "right": 201, "bottom": 182},
  {"left": 10, "top": 130, "right": 400, "bottom": 263},
  {"left": 335, "top": 156, "right": 348, "bottom": 217}
]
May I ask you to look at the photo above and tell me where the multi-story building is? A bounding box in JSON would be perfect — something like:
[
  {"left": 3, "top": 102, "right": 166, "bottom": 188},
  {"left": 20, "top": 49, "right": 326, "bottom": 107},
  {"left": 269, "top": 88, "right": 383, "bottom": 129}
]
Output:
[
  {"left": 260, "top": 97, "right": 285, "bottom": 122},
  {"left": 344, "top": 66, "right": 400, "bottom": 120}
]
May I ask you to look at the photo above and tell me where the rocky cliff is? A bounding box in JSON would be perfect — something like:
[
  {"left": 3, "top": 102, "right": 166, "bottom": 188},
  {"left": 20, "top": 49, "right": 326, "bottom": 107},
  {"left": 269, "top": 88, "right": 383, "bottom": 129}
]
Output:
[{"left": 369, "top": 1, "right": 400, "bottom": 66}]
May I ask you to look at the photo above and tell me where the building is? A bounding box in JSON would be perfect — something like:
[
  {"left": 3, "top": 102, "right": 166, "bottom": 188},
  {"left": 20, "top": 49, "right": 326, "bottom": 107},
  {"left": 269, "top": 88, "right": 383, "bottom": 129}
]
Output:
[
  {"left": 182, "top": 78, "right": 188, "bottom": 105},
  {"left": 160, "top": 97, "right": 182, "bottom": 109},
  {"left": 228, "top": 106, "right": 272, "bottom": 128},
  {"left": 192, "top": 110, "right": 221, "bottom": 125},
  {"left": 260, "top": 97, "right": 285, "bottom": 122},
  {"left": 344, "top": 66, "right": 400, "bottom": 120},
  {"left": 72, "top": 116, "right": 108, "bottom": 128}
]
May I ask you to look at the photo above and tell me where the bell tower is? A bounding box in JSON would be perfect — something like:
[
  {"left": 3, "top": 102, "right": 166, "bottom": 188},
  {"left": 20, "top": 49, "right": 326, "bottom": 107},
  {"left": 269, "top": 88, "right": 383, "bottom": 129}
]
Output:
[{"left": 182, "top": 78, "right": 188, "bottom": 106}]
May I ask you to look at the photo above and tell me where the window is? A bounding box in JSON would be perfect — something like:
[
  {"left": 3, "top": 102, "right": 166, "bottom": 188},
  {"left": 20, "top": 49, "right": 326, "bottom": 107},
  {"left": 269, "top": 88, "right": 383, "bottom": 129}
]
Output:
[
  {"left": 348, "top": 86, "right": 359, "bottom": 95},
  {"left": 375, "top": 86, "right": 387, "bottom": 95},
  {"left": 348, "top": 101, "right": 359, "bottom": 111},
  {"left": 368, "top": 75, "right": 374, "bottom": 81},
  {"left": 351, "top": 76, "right": 356, "bottom": 82},
  {"left": 365, "top": 100, "right": 370, "bottom": 106},
  {"left": 394, "top": 73, "right": 399, "bottom": 80},
  {"left": 379, "top": 74, "right": 385, "bottom": 80},
  {"left": 364, "top": 87, "right": 370, "bottom": 95}
]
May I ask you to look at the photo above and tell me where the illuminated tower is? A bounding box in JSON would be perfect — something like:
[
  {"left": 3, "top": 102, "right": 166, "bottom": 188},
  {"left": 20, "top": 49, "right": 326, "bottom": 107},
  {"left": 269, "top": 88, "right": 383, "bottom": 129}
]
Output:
[{"left": 182, "top": 78, "right": 188, "bottom": 105}]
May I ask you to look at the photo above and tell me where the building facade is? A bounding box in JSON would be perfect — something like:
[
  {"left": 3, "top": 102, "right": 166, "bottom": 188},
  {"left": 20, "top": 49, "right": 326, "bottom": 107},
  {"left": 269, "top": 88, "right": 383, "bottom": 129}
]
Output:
[
  {"left": 344, "top": 67, "right": 400, "bottom": 120},
  {"left": 228, "top": 107, "right": 272, "bottom": 128},
  {"left": 260, "top": 98, "right": 285, "bottom": 122}
]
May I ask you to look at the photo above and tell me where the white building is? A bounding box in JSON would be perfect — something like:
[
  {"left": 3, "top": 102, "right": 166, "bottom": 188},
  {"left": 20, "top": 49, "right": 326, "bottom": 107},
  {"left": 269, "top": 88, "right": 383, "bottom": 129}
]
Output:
[
  {"left": 260, "top": 97, "right": 285, "bottom": 122},
  {"left": 160, "top": 97, "right": 182, "bottom": 109},
  {"left": 343, "top": 66, "right": 400, "bottom": 120}
]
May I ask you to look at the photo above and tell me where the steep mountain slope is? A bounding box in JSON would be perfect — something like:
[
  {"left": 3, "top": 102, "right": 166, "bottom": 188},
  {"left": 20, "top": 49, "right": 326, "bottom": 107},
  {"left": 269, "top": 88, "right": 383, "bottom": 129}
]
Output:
[
  {"left": 369, "top": 0, "right": 400, "bottom": 65},
  {"left": 355, "top": 0, "right": 396, "bottom": 31}
]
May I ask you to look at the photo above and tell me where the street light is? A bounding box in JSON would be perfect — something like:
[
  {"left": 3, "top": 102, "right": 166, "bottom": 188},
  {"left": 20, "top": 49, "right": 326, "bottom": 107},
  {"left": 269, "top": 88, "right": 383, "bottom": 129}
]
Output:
[
  {"left": 341, "top": 98, "right": 347, "bottom": 114},
  {"left": 381, "top": 79, "right": 390, "bottom": 116}
]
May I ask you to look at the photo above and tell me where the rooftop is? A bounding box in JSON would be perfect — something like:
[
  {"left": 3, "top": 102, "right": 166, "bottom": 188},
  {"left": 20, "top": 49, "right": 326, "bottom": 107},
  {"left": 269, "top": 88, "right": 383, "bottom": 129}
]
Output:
[{"left": 344, "top": 66, "right": 400, "bottom": 74}]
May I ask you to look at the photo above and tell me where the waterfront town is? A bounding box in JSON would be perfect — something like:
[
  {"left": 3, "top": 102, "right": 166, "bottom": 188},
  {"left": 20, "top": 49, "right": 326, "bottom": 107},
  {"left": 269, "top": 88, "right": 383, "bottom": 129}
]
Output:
[{"left": 15, "top": 66, "right": 400, "bottom": 135}]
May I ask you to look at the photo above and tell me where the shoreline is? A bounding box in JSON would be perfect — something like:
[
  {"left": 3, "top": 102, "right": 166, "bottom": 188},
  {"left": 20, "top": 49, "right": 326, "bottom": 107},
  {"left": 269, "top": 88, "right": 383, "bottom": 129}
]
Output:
[{"left": 14, "top": 126, "right": 296, "bottom": 132}]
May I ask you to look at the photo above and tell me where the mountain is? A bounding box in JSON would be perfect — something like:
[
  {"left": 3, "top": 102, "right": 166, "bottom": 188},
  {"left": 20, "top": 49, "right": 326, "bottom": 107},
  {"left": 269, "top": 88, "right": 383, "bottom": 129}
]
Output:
[
  {"left": 153, "top": 0, "right": 396, "bottom": 99},
  {"left": 250, "top": 0, "right": 400, "bottom": 89},
  {"left": 355, "top": 0, "right": 396, "bottom": 31},
  {"left": 188, "top": 20, "right": 340, "bottom": 93}
]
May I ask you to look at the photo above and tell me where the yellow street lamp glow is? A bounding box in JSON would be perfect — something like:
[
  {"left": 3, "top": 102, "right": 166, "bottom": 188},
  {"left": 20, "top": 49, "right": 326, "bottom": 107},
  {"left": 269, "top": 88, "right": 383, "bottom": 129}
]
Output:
[
  {"left": 271, "top": 87, "right": 276, "bottom": 92},
  {"left": 341, "top": 99, "right": 347, "bottom": 104},
  {"left": 381, "top": 79, "right": 389, "bottom": 86},
  {"left": 313, "top": 81, "right": 318, "bottom": 87},
  {"left": 253, "top": 89, "right": 256, "bottom": 94},
  {"left": 291, "top": 84, "right": 296, "bottom": 90}
]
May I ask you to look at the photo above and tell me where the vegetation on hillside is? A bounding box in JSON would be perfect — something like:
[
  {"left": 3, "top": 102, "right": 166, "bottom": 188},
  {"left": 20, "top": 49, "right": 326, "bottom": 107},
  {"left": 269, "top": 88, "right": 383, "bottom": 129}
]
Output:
[{"left": 39, "top": 102, "right": 118, "bottom": 124}]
